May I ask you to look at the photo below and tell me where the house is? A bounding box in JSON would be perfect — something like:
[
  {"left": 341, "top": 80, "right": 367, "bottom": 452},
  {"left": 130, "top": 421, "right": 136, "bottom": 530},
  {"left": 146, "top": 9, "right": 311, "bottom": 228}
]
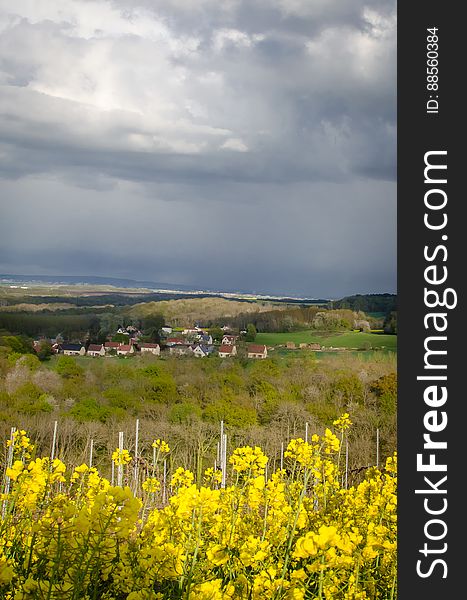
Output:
[
  {"left": 165, "top": 337, "right": 186, "bottom": 347},
  {"left": 140, "top": 343, "right": 160, "bottom": 356},
  {"left": 161, "top": 327, "right": 173, "bottom": 335},
  {"left": 309, "top": 343, "right": 321, "bottom": 351},
  {"left": 192, "top": 344, "right": 214, "bottom": 358},
  {"left": 221, "top": 335, "right": 237, "bottom": 345},
  {"left": 117, "top": 344, "right": 135, "bottom": 356},
  {"left": 299, "top": 343, "right": 308, "bottom": 349},
  {"left": 286, "top": 341, "right": 296, "bottom": 349},
  {"left": 221, "top": 325, "right": 232, "bottom": 331},
  {"left": 61, "top": 343, "right": 86, "bottom": 356},
  {"left": 87, "top": 344, "right": 105, "bottom": 357},
  {"left": 169, "top": 344, "right": 192, "bottom": 356},
  {"left": 182, "top": 328, "right": 199, "bottom": 335},
  {"left": 104, "top": 342, "right": 120, "bottom": 353},
  {"left": 247, "top": 344, "right": 268, "bottom": 359},
  {"left": 199, "top": 334, "right": 213, "bottom": 345},
  {"left": 218, "top": 344, "right": 237, "bottom": 358}
]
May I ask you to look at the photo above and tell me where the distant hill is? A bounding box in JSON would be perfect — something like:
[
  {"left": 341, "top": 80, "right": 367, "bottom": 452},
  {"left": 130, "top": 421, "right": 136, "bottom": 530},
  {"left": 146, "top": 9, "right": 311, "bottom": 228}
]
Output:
[
  {"left": 0, "top": 273, "right": 195, "bottom": 291},
  {"left": 331, "top": 293, "right": 397, "bottom": 314}
]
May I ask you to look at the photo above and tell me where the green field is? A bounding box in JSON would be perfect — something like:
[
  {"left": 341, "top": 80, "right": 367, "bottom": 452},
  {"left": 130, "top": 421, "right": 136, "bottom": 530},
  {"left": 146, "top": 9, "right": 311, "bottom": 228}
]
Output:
[{"left": 255, "top": 330, "right": 397, "bottom": 350}]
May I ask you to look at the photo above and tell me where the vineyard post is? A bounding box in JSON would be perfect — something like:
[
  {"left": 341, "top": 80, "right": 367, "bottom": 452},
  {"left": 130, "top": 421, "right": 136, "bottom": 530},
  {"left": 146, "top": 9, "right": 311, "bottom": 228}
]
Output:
[
  {"left": 2, "top": 426, "right": 16, "bottom": 518},
  {"left": 51, "top": 420, "right": 58, "bottom": 461},
  {"left": 89, "top": 438, "right": 94, "bottom": 468},
  {"left": 221, "top": 433, "right": 227, "bottom": 488},
  {"left": 345, "top": 438, "right": 349, "bottom": 489},
  {"left": 376, "top": 428, "right": 380, "bottom": 468},
  {"left": 117, "top": 431, "right": 124, "bottom": 487},
  {"left": 133, "top": 418, "right": 140, "bottom": 494}
]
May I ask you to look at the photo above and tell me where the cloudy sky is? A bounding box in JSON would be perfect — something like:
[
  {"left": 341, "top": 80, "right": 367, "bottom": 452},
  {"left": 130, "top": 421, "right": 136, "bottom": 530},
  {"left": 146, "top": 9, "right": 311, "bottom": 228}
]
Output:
[{"left": 0, "top": 0, "right": 396, "bottom": 298}]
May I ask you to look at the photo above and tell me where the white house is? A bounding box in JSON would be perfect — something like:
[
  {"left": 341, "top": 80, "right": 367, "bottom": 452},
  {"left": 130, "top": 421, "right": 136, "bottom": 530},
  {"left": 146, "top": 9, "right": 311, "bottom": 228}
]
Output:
[
  {"left": 161, "top": 327, "right": 173, "bottom": 335},
  {"left": 192, "top": 344, "right": 214, "bottom": 358},
  {"left": 87, "top": 344, "right": 105, "bottom": 357},
  {"left": 169, "top": 345, "right": 192, "bottom": 356},
  {"left": 117, "top": 344, "right": 135, "bottom": 356},
  {"left": 221, "top": 335, "right": 237, "bottom": 345},
  {"left": 165, "top": 337, "right": 186, "bottom": 347},
  {"left": 247, "top": 344, "right": 268, "bottom": 359},
  {"left": 104, "top": 341, "right": 121, "bottom": 353},
  {"left": 61, "top": 343, "right": 86, "bottom": 356},
  {"left": 140, "top": 343, "right": 160, "bottom": 356},
  {"left": 218, "top": 344, "right": 237, "bottom": 358}
]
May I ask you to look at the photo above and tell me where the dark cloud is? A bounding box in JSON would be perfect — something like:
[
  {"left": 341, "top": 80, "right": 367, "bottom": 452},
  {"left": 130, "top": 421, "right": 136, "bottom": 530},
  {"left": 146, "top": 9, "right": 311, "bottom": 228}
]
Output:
[{"left": 0, "top": 0, "right": 396, "bottom": 297}]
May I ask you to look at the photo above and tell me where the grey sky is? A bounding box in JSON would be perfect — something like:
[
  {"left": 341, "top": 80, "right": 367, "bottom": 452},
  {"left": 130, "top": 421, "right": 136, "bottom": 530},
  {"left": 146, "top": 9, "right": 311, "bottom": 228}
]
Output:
[{"left": 0, "top": 0, "right": 396, "bottom": 298}]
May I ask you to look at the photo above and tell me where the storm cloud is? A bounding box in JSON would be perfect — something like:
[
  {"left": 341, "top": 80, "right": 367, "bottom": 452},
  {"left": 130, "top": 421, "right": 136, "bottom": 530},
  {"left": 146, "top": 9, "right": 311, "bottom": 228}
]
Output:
[{"left": 0, "top": 0, "right": 396, "bottom": 297}]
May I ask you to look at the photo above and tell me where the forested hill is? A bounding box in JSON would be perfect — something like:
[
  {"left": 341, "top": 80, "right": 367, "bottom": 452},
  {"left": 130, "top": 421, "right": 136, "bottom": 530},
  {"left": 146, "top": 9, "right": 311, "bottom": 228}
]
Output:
[{"left": 331, "top": 294, "right": 397, "bottom": 314}]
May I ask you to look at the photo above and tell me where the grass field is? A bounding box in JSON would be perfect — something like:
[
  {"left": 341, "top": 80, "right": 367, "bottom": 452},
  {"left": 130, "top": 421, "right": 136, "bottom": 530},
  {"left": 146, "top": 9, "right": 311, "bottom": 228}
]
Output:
[{"left": 255, "top": 330, "right": 397, "bottom": 350}]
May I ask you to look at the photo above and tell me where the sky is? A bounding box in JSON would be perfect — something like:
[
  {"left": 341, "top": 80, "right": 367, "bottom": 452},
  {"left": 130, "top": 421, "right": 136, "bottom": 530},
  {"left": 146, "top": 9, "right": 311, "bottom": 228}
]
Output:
[{"left": 0, "top": 0, "right": 396, "bottom": 298}]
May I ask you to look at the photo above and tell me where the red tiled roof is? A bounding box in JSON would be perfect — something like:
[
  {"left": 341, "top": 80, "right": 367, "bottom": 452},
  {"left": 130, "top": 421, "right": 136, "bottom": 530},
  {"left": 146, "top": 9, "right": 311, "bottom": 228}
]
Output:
[
  {"left": 141, "top": 343, "right": 159, "bottom": 348},
  {"left": 118, "top": 345, "right": 132, "bottom": 351},
  {"left": 105, "top": 342, "right": 120, "bottom": 348},
  {"left": 87, "top": 344, "right": 103, "bottom": 352},
  {"left": 219, "top": 345, "right": 234, "bottom": 353},
  {"left": 166, "top": 338, "right": 185, "bottom": 344},
  {"left": 247, "top": 344, "right": 266, "bottom": 353}
]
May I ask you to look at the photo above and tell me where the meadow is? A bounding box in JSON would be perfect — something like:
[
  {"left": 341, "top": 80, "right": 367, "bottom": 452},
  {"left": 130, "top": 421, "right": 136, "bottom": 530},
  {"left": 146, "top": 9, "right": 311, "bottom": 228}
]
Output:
[{"left": 255, "top": 331, "right": 397, "bottom": 351}]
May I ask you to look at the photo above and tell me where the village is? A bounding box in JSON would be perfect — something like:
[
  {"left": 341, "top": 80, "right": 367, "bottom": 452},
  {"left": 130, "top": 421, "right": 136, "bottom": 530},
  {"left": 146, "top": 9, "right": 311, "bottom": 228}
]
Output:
[{"left": 32, "top": 323, "right": 325, "bottom": 361}]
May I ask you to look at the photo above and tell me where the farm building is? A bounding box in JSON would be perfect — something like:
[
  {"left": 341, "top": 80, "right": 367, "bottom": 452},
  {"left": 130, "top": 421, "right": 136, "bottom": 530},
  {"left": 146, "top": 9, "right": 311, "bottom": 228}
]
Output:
[
  {"left": 247, "top": 344, "right": 268, "bottom": 359},
  {"left": 140, "top": 343, "right": 160, "bottom": 356},
  {"left": 87, "top": 344, "right": 105, "bottom": 357},
  {"left": 218, "top": 344, "right": 237, "bottom": 358}
]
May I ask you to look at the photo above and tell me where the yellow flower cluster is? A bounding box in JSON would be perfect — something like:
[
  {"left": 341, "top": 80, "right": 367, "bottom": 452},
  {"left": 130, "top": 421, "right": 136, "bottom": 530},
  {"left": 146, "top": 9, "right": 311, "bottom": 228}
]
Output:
[
  {"left": 5, "top": 430, "right": 34, "bottom": 461},
  {"left": 333, "top": 413, "right": 353, "bottom": 432},
  {"left": 0, "top": 418, "right": 397, "bottom": 599},
  {"left": 152, "top": 439, "right": 170, "bottom": 454},
  {"left": 112, "top": 448, "right": 132, "bottom": 466},
  {"left": 229, "top": 445, "right": 268, "bottom": 477}
]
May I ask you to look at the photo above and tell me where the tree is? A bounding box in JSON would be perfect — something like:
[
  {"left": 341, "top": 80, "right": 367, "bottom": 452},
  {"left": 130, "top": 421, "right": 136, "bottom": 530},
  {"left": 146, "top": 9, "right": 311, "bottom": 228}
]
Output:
[
  {"left": 383, "top": 311, "right": 397, "bottom": 334},
  {"left": 142, "top": 314, "right": 165, "bottom": 343},
  {"left": 245, "top": 324, "right": 257, "bottom": 342},
  {"left": 36, "top": 340, "right": 53, "bottom": 361},
  {"left": 210, "top": 327, "right": 224, "bottom": 343},
  {"left": 55, "top": 356, "right": 84, "bottom": 379}
]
